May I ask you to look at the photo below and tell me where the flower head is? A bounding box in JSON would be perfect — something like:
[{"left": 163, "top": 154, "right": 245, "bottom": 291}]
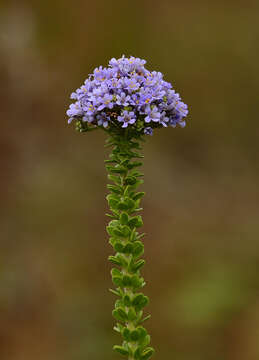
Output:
[{"left": 67, "top": 56, "right": 189, "bottom": 135}]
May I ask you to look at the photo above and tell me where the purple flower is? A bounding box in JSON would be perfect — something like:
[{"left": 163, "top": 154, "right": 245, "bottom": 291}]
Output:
[
  {"left": 84, "top": 102, "right": 96, "bottom": 116},
  {"left": 160, "top": 111, "right": 169, "bottom": 127},
  {"left": 82, "top": 115, "right": 94, "bottom": 123},
  {"left": 175, "top": 102, "right": 189, "bottom": 118},
  {"left": 66, "top": 102, "right": 83, "bottom": 118},
  {"left": 116, "top": 92, "right": 131, "bottom": 106},
  {"left": 144, "top": 127, "right": 153, "bottom": 136},
  {"left": 109, "top": 56, "right": 146, "bottom": 74},
  {"left": 97, "top": 93, "right": 114, "bottom": 111},
  {"left": 94, "top": 66, "right": 108, "bottom": 82},
  {"left": 144, "top": 105, "right": 161, "bottom": 123},
  {"left": 124, "top": 78, "right": 140, "bottom": 92},
  {"left": 118, "top": 110, "right": 136, "bottom": 128},
  {"left": 97, "top": 112, "right": 110, "bottom": 128},
  {"left": 138, "top": 91, "right": 153, "bottom": 106}
]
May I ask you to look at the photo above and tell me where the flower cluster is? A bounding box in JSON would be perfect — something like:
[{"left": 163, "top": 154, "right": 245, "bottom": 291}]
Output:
[{"left": 67, "top": 56, "right": 188, "bottom": 135}]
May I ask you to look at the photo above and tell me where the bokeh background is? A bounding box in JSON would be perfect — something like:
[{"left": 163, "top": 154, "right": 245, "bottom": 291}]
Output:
[{"left": 1, "top": 0, "right": 259, "bottom": 359}]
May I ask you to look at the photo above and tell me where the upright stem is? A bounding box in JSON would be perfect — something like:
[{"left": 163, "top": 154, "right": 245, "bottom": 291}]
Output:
[{"left": 105, "top": 130, "right": 154, "bottom": 360}]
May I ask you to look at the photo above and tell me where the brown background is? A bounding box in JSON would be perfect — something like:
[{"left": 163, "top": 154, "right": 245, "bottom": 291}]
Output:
[{"left": 1, "top": 0, "right": 259, "bottom": 359}]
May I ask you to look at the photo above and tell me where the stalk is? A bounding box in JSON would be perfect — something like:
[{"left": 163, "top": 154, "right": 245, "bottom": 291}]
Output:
[{"left": 105, "top": 129, "right": 154, "bottom": 360}]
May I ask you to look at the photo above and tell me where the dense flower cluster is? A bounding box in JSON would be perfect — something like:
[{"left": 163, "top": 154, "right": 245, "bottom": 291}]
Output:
[{"left": 67, "top": 56, "right": 188, "bottom": 135}]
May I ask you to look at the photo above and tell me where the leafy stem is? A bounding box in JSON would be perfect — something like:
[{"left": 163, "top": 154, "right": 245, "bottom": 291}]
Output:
[{"left": 106, "top": 129, "right": 154, "bottom": 360}]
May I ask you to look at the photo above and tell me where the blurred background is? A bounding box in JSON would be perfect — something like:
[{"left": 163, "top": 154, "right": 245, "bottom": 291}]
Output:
[{"left": 1, "top": 0, "right": 259, "bottom": 359}]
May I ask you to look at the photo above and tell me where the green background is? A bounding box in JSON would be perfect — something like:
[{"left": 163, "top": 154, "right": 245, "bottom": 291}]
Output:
[{"left": 1, "top": 0, "right": 259, "bottom": 359}]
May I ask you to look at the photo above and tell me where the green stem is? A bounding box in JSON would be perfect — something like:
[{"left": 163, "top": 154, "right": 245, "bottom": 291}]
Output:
[{"left": 106, "top": 130, "right": 155, "bottom": 360}]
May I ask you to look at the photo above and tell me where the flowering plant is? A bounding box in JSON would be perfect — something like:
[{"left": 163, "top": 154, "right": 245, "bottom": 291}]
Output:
[{"left": 67, "top": 56, "right": 188, "bottom": 360}]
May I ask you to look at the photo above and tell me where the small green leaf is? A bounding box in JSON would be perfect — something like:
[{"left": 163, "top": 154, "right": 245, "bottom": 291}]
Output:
[
  {"left": 123, "top": 294, "right": 131, "bottom": 307},
  {"left": 123, "top": 185, "right": 130, "bottom": 196},
  {"left": 129, "top": 229, "right": 137, "bottom": 241},
  {"left": 136, "top": 233, "right": 146, "bottom": 240},
  {"left": 129, "top": 150, "right": 144, "bottom": 159},
  {"left": 107, "top": 184, "right": 122, "bottom": 194},
  {"left": 141, "top": 347, "right": 155, "bottom": 360},
  {"left": 141, "top": 334, "right": 151, "bottom": 347},
  {"left": 107, "top": 198, "right": 119, "bottom": 209},
  {"left": 116, "top": 254, "right": 129, "bottom": 267},
  {"left": 132, "top": 294, "right": 145, "bottom": 306},
  {"left": 123, "top": 106, "right": 132, "bottom": 112},
  {"left": 121, "top": 225, "right": 131, "bottom": 237},
  {"left": 122, "top": 275, "right": 132, "bottom": 287},
  {"left": 139, "top": 315, "right": 151, "bottom": 324},
  {"left": 121, "top": 159, "right": 129, "bottom": 166},
  {"left": 122, "top": 327, "right": 131, "bottom": 341},
  {"left": 109, "top": 237, "right": 116, "bottom": 247},
  {"left": 108, "top": 164, "right": 127, "bottom": 174},
  {"left": 131, "top": 170, "right": 144, "bottom": 177},
  {"left": 117, "top": 201, "right": 129, "bottom": 211},
  {"left": 120, "top": 212, "right": 129, "bottom": 225},
  {"left": 132, "top": 192, "right": 145, "bottom": 201},
  {"left": 118, "top": 308, "right": 128, "bottom": 320},
  {"left": 128, "top": 307, "right": 137, "bottom": 321},
  {"left": 136, "top": 326, "right": 148, "bottom": 340},
  {"left": 131, "top": 275, "right": 144, "bottom": 289},
  {"left": 114, "top": 242, "right": 124, "bottom": 252},
  {"left": 106, "top": 219, "right": 120, "bottom": 235},
  {"left": 130, "top": 329, "right": 139, "bottom": 341},
  {"left": 123, "top": 242, "right": 134, "bottom": 254},
  {"left": 109, "top": 288, "right": 121, "bottom": 297},
  {"left": 106, "top": 226, "right": 114, "bottom": 236},
  {"left": 108, "top": 219, "right": 120, "bottom": 227},
  {"left": 105, "top": 159, "right": 116, "bottom": 164},
  {"left": 113, "top": 345, "right": 129, "bottom": 356},
  {"left": 131, "top": 259, "right": 145, "bottom": 272},
  {"left": 133, "top": 241, "right": 144, "bottom": 257},
  {"left": 108, "top": 174, "right": 121, "bottom": 185},
  {"left": 112, "top": 276, "right": 123, "bottom": 287},
  {"left": 108, "top": 255, "right": 121, "bottom": 266},
  {"left": 113, "top": 227, "right": 125, "bottom": 237},
  {"left": 134, "top": 207, "right": 143, "bottom": 213},
  {"left": 112, "top": 308, "right": 128, "bottom": 321},
  {"left": 111, "top": 268, "right": 121, "bottom": 277},
  {"left": 118, "top": 198, "right": 135, "bottom": 211},
  {"left": 129, "top": 216, "right": 143, "bottom": 229},
  {"left": 115, "top": 299, "right": 123, "bottom": 308},
  {"left": 135, "top": 295, "right": 149, "bottom": 310},
  {"left": 134, "top": 348, "right": 141, "bottom": 358},
  {"left": 113, "top": 322, "right": 123, "bottom": 333},
  {"left": 125, "top": 176, "right": 137, "bottom": 185},
  {"left": 135, "top": 179, "right": 144, "bottom": 186},
  {"left": 132, "top": 294, "right": 149, "bottom": 310},
  {"left": 106, "top": 213, "right": 118, "bottom": 219},
  {"left": 127, "top": 161, "right": 143, "bottom": 170}
]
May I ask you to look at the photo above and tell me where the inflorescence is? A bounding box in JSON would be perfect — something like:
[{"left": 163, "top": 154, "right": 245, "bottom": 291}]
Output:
[{"left": 67, "top": 56, "right": 188, "bottom": 136}]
